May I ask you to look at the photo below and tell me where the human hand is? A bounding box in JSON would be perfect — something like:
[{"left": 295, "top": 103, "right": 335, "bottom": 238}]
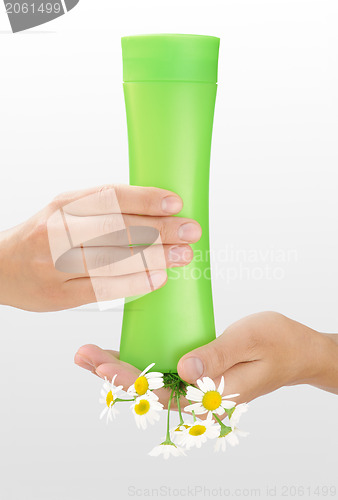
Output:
[
  {"left": 178, "top": 312, "right": 338, "bottom": 399},
  {"left": 0, "top": 184, "right": 200, "bottom": 312},
  {"left": 75, "top": 312, "right": 338, "bottom": 411}
]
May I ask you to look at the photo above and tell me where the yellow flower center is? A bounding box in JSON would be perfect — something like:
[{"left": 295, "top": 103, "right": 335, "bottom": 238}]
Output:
[
  {"left": 134, "top": 376, "right": 149, "bottom": 395},
  {"left": 134, "top": 399, "right": 150, "bottom": 415},
  {"left": 106, "top": 390, "right": 114, "bottom": 407},
  {"left": 202, "top": 390, "right": 222, "bottom": 411},
  {"left": 189, "top": 424, "right": 207, "bottom": 436}
]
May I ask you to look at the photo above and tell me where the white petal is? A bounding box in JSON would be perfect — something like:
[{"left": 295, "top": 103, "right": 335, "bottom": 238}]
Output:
[
  {"left": 139, "top": 362, "right": 155, "bottom": 377},
  {"left": 116, "top": 391, "right": 132, "bottom": 401},
  {"left": 196, "top": 378, "right": 208, "bottom": 393},
  {"left": 142, "top": 416, "right": 148, "bottom": 430},
  {"left": 146, "top": 372, "right": 163, "bottom": 379},
  {"left": 186, "top": 387, "right": 203, "bottom": 402},
  {"left": 221, "top": 400, "right": 237, "bottom": 409},
  {"left": 222, "top": 393, "right": 240, "bottom": 400},
  {"left": 148, "top": 443, "right": 184, "bottom": 459},
  {"left": 134, "top": 415, "right": 141, "bottom": 429},
  {"left": 171, "top": 446, "right": 180, "bottom": 457},
  {"left": 183, "top": 403, "right": 206, "bottom": 414},
  {"left": 148, "top": 379, "right": 164, "bottom": 390},
  {"left": 214, "top": 439, "right": 222, "bottom": 452},
  {"left": 230, "top": 403, "right": 249, "bottom": 427},
  {"left": 152, "top": 412, "right": 161, "bottom": 423},
  {"left": 111, "top": 374, "right": 117, "bottom": 385},
  {"left": 217, "top": 376, "right": 224, "bottom": 396},
  {"left": 215, "top": 437, "right": 226, "bottom": 452},
  {"left": 99, "top": 407, "right": 108, "bottom": 420},
  {"left": 152, "top": 402, "right": 164, "bottom": 411},
  {"left": 146, "top": 391, "right": 159, "bottom": 401},
  {"left": 207, "top": 427, "right": 221, "bottom": 439},
  {"left": 226, "top": 432, "right": 239, "bottom": 446},
  {"left": 236, "top": 402, "right": 249, "bottom": 413},
  {"left": 148, "top": 445, "right": 162, "bottom": 457},
  {"left": 215, "top": 406, "right": 225, "bottom": 416},
  {"left": 202, "top": 377, "right": 216, "bottom": 391}
]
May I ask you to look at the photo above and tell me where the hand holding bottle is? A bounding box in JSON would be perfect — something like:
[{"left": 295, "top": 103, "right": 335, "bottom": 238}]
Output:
[{"left": 0, "top": 184, "right": 201, "bottom": 312}]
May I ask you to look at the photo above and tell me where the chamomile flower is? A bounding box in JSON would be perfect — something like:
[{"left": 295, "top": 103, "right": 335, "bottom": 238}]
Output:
[
  {"left": 214, "top": 427, "right": 249, "bottom": 452},
  {"left": 170, "top": 423, "right": 192, "bottom": 443},
  {"left": 226, "top": 427, "right": 249, "bottom": 446},
  {"left": 131, "top": 394, "right": 164, "bottom": 430},
  {"left": 214, "top": 435, "right": 228, "bottom": 453},
  {"left": 149, "top": 442, "right": 186, "bottom": 459},
  {"left": 176, "top": 414, "right": 220, "bottom": 449},
  {"left": 229, "top": 403, "right": 249, "bottom": 429},
  {"left": 99, "top": 375, "right": 124, "bottom": 423},
  {"left": 127, "top": 362, "right": 164, "bottom": 398},
  {"left": 184, "top": 376, "right": 239, "bottom": 416}
]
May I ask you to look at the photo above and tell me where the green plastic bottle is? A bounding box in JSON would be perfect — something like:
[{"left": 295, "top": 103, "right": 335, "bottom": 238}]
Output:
[{"left": 120, "top": 34, "right": 220, "bottom": 373}]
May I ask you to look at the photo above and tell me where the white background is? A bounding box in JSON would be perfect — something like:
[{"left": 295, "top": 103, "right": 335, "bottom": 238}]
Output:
[{"left": 0, "top": 1, "right": 337, "bottom": 499}]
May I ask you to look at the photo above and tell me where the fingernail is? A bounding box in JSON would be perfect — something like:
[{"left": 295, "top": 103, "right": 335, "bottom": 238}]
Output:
[
  {"left": 162, "top": 196, "right": 183, "bottom": 214},
  {"left": 183, "top": 357, "right": 204, "bottom": 380},
  {"left": 168, "top": 245, "right": 192, "bottom": 263},
  {"left": 178, "top": 222, "right": 202, "bottom": 242},
  {"left": 148, "top": 271, "right": 167, "bottom": 289}
]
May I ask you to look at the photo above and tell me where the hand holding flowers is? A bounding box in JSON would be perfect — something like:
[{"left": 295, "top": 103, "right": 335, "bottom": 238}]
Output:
[{"left": 98, "top": 363, "right": 248, "bottom": 458}]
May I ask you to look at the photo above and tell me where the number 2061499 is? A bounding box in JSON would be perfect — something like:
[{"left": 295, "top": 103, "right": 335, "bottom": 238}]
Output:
[{"left": 5, "top": 3, "right": 62, "bottom": 14}]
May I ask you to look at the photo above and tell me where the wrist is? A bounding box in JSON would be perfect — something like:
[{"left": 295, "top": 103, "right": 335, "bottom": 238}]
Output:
[
  {"left": 306, "top": 331, "right": 338, "bottom": 394},
  {"left": 0, "top": 228, "right": 15, "bottom": 307},
  {"left": 0, "top": 230, "right": 7, "bottom": 306}
]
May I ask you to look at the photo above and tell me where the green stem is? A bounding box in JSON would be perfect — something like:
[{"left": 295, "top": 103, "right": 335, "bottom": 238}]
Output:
[
  {"left": 114, "top": 398, "right": 135, "bottom": 403},
  {"left": 213, "top": 413, "right": 224, "bottom": 426},
  {"left": 213, "top": 412, "right": 232, "bottom": 437},
  {"left": 165, "top": 389, "right": 175, "bottom": 442},
  {"left": 176, "top": 392, "right": 184, "bottom": 426},
  {"left": 187, "top": 399, "right": 197, "bottom": 422}
]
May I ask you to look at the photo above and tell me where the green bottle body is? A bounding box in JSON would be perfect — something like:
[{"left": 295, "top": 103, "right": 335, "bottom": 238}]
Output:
[{"left": 119, "top": 80, "right": 217, "bottom": 372}]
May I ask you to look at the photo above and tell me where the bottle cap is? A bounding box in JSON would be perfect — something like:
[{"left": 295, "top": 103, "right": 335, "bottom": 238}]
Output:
[{"left": 122, "top": 34, "right": 220, "bottom": 83}]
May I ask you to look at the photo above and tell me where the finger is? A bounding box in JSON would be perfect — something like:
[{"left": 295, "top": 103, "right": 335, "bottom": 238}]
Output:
[
  {"left": 55, "top": 244, "right": 193, "bottom": 277},
  {"left": 75, "top": 345, "right": 139, "bottom": 378},
  {"left": 62, "top": 213, "right": 201, "bottom": 248},
  {"left": 64, "top": 269, "right": 168, "bottom": 306},
  {"left": 75, "top": 345, "right": 215, "bottom": 419},
  {"left": 177, "top": 320, "right": 261, "bottom": 384},
  {"left": 47, "top": 206, "right": 200, "bottom": 267},
  {"left": 47, "top": 209, "right": 159, "bottom": 265},
  {"left": 74, "top": 346, "right": 152, "bottom": 399},
  {"left": 55, "top": 185, "right": 183, "bottom": 216},
  {"left": 219, "top": 361, "right": 271, "bottom": 404},
  {"left": 73, "top": 353, "right": 98, "bottom": 375}
]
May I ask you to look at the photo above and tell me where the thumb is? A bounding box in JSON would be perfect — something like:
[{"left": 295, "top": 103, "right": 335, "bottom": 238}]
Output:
[{"left": 177, "top": 323, "right": 252, "bottom": 384}]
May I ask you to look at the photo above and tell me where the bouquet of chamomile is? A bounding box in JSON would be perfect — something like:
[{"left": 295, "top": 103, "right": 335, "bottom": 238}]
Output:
[{"left": 99, "top": 363, "right": 248, "bottom": 458}]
